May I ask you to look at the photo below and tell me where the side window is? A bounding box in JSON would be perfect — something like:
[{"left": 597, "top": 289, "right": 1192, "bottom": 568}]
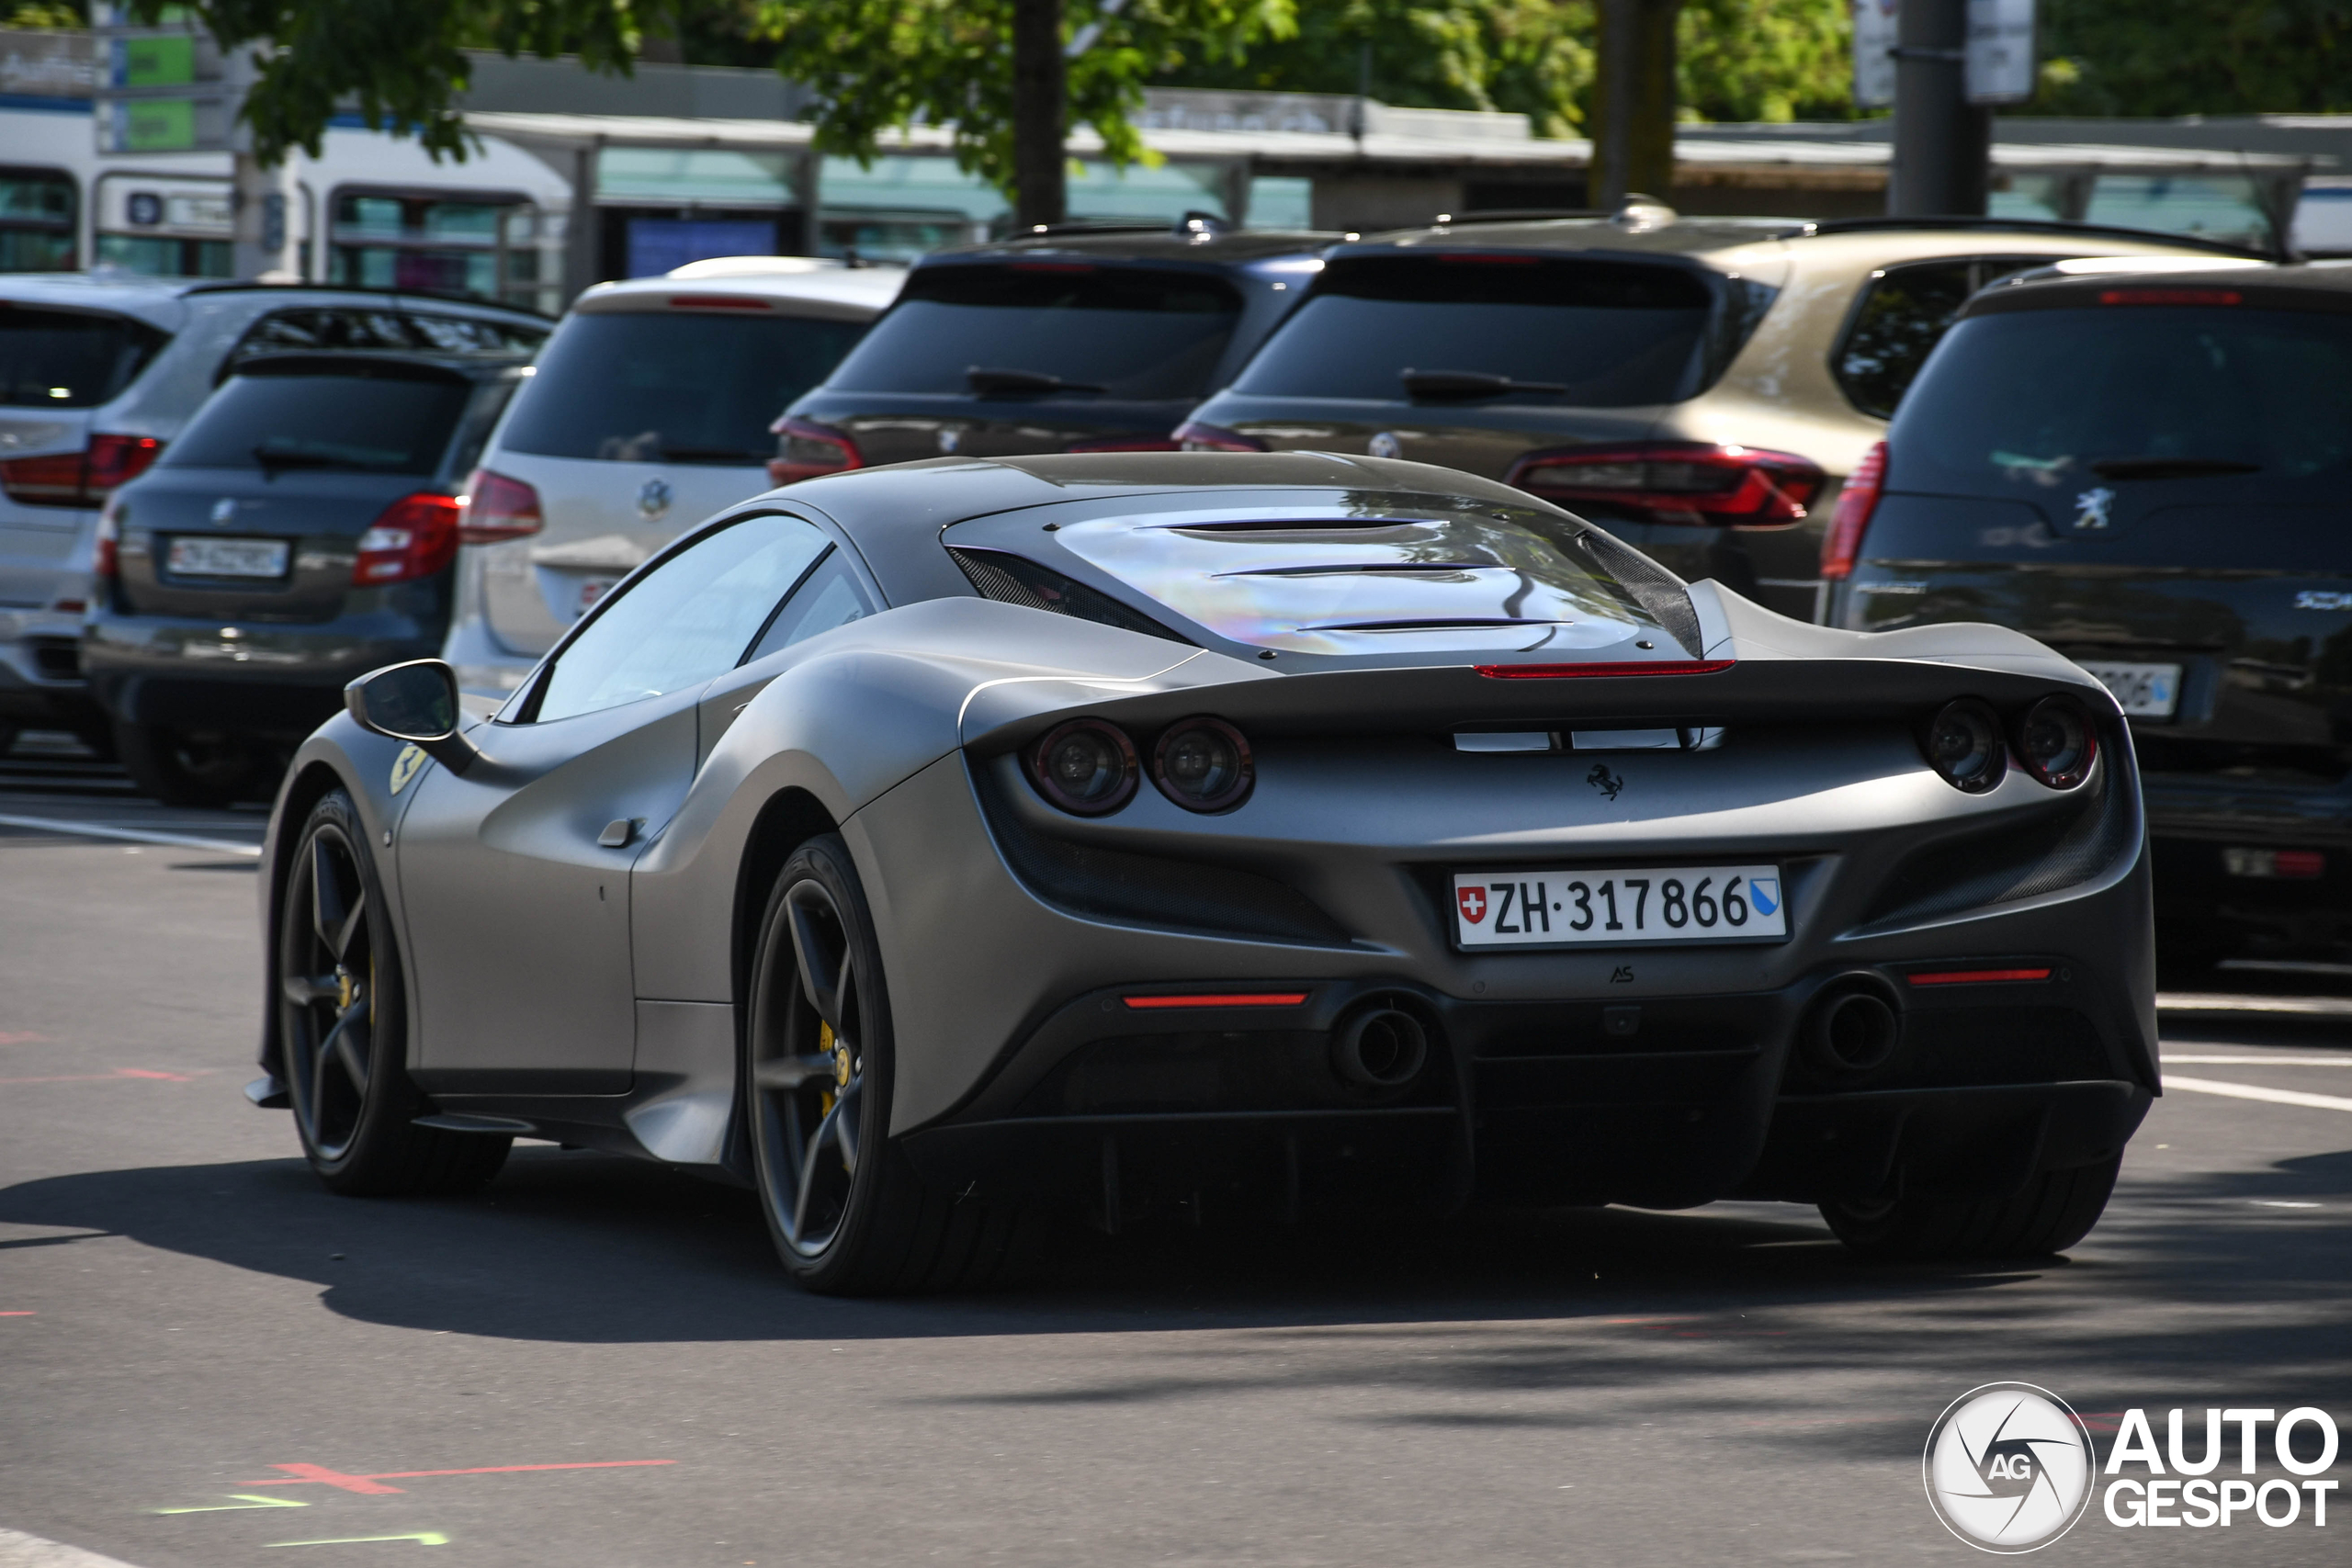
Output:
[
  {"left": 532, "top": 514, "right": 832, "bottom": 723},
  {"left": 743, "top": 550, "right": 877, "bottom": 664},
  {"left": 1833, "top": 257, "right": 2045, "bottom": 419}
]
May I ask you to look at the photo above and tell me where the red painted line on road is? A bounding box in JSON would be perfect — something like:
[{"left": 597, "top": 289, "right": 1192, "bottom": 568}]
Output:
[
  {"left": 0, "top": 1066, "right": 202, "bottom": 1084},
  {"left": 0, "top": 1031, "right": 46, "bottom": 1044},
  {"left": 0, "top": 1311, "right": 34, "bottom": 1316},
  {"left": 241, "top": 1460, "right": 676, "bottom": 1493}
]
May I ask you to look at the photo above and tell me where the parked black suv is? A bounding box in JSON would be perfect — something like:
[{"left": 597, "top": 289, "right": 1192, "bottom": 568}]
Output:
[
  {"left": 84, "top": 350, "right": 527, "bottom": 805},
  {"left": 1825, "top": 262, "right": 2352, "bottom": 966},
  {"left": 771, "top": 220, "right": 1335, "bottom": 479}
]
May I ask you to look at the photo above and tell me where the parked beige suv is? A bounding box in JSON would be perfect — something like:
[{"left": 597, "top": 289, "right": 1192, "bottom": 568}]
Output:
[{"left": 1178, "top": 206, "right": 2255, "bottom": 621}]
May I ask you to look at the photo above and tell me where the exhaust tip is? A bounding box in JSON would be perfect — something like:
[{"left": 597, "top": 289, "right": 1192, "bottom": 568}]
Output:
[
  {"left": 1332, "top": 1003, "right": 1430, "bottom": 1091},
  {"left": 1801, "top": 978, "right": 1902, "bottom": 1078}
]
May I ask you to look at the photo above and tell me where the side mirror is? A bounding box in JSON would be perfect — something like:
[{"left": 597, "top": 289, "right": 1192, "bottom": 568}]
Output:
[{"left": 345, "top": 660, "right": 480, "bottom": 774}]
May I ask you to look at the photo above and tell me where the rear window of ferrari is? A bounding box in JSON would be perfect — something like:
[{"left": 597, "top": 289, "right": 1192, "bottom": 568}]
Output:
[
  {"left": 1229, "top": 254, "right": 1758, "bottom": 407},
  {"left": 823, "top": 264, "right": 1243, "bottom": 400},
  {"left": 1028, "top": 503, "right": 1698, "bottom": 659}
]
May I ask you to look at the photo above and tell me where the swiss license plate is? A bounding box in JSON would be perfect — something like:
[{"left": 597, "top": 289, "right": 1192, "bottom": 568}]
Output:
[
  {"left": 166, "top": 536, "right": 289, "bottom": 580},
  {"left": 1453, "top": 864, "right": 1788, "bottom": 949},
  {"left": 2079, "top": 660, "right": 2181, "bottom": 718}
]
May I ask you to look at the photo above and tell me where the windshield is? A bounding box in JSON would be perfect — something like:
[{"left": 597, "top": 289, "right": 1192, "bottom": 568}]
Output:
[
  {"left": 823, "top": 265, "right": 1242, "bottom": 400},
  {"left": 1041, "top": 499, "right": 1690, "bottom": 658},
  {"left": 499, "top": 310, "right": 870, "bottom": 465},
  {"left": 0, "top": 306, "right": 170, "bottom": 409},
  {"left": 1230, "top": 254, "right": 1728, "bottom": 407},
  {"left": 162, "top": 371, "right": 472, "bottom": 474},
  {"left": 1891, "top": 306, "right": 2352, "bottom": 494}
]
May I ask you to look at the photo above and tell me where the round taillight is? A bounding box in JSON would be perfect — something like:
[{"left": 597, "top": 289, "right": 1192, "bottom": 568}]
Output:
[
  {"left": 1029, "top": 719, "right": 1138, "bottom": 815},
  {"left": 1921, "top": 699, "right": 2005, "bottom": 793},
  {"left": 1152, "top": 717, "right": 1254, "bottom": 812},
  {"left": 2015, "top": 695, "right": 2097, "bottom": 789}
]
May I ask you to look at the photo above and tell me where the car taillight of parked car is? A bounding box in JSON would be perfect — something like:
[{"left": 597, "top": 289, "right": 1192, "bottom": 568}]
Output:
[
  {"left": 354, "top": 493, "right": 462, "bottom": 585},
  {"left": 457, "top": 468, "right": 544, "bottom": 544},
  {"left": 1819, "top": 439, "right": 1885, "bottom": 581},
  {"left": 0, "top": 433, "right": 163, "bottom": 507},
  {"left": 767, "top": 416, "right": 863, "bottom": 485},
  {"left": 1171, "top": 421, "right": 1269, "bottom": 453},
  {"left": 1505, "top": 443, "right": 1825, "bottom": 527},
  {"left": 92, "top": 493, "right": 122, "bottom": 580}
]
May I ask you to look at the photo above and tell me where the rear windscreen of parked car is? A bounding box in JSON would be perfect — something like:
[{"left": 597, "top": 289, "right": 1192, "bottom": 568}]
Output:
[
  {"left": 497, "top": 311, "right": 868, "bottom": 464},
  {"left": 1891, "top": 306, "right": 2352, "bottom": 495},
  {"left": 823, "top": 265, "right": 1243, "bottom": 400},
  {"left": 162, "top": 369, "right": 473, "bottom": 475},
  {"left": 1230, "top": 255, "right": 1739, "bottom": 407},
  {"left": 227, "top": 307, "right": 546, "bottom": 371},
  {"left": 0, "top": 305, "right": 170, "bottom": 408}
]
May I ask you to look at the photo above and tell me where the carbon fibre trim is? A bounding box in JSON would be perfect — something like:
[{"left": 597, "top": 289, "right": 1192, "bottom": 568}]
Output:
[{"left": 1860, "top": 765, "right": 2135, "bottom": 929}]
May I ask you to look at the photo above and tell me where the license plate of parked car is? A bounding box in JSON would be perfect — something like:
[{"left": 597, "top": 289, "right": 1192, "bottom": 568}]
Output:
[
  {"left": 2078, "top": 660, "right": 2182, "bottom": 718},
  {"left": 1453, "top": 864, "right": 1788, "bottom": 948},
  {"left": 165, "top": 536, "right": 289, "bottom": 579}
]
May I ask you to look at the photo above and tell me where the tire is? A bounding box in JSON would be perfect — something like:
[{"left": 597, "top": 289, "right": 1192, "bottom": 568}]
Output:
[
  {"left": 742, "top": 833, "right": 1031, "bottom": 1293},
  {"left": 116, "top": 720, "right": 262, "bottom": 807},
  {"left": 277, "top": 789, "right": 510, "bottom": 1196},
  {"left": 1820, "top": 1155, "right": 2120, "bottom": 1261}
]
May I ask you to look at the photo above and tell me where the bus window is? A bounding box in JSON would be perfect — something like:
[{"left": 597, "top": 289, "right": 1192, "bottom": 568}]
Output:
[
  {"left": 0, "top": 168, "right": 77, "bottom": 273},
  {"left": 328, "top": 189, "right": 541, "bottom": 309}
]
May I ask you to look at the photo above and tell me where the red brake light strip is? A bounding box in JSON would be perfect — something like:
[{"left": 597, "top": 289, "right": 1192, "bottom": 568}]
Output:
[
  {"left": 1905, "top": 967, "right": 2053, "bottom": 987},
  {"left": 1123, "top": 993, "right": 1309, "bottom": 1010},
  {"left": 1475, "top": 660, "right": 1733, "bottom": 680}
]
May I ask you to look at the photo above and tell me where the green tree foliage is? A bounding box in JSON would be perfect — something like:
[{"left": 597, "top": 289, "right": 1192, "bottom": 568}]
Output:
[
  {"left": 1153, "top": 0, "right": 1595, "bottom": 137},
  {"left": 1154, "top": 0, "right": 1853, "bottom": 135},
  {"left": 1678, "top": 0, "right": 1851, "bottom": 123},
  {"left": 746, "top": 0, "right": 1295, "bottom": 183},
  {"left": 2030, "top": 0, "right": 2352, "bottom": 117}
]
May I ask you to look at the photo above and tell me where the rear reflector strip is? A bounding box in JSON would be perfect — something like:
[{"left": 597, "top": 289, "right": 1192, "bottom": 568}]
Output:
[
  {"left": 2098, "top": 288, "right": 2242, "bottom": 306},
  {"left": 1476, "top": 660, "right": 1733, "bottom": 680},
  {"left": 667, "top": 294, "right": 773, "bottom": 310},
  {"left": 1123, "top": 992, "right": 1309, "bottom": 1010},
  {"left": 1905, "top": 967, "right": 2054, "bottom": 987}
]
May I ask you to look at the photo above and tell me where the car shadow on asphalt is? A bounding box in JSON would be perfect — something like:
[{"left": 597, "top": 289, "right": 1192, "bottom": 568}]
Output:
[{"left": 0, "top": 1143, "right": 2346, "bottom": 1371}]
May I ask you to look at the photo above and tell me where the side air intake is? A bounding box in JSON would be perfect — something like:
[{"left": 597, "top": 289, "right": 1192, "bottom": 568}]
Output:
[{"left": 949, "top": 547, "right": 1190, "bottom": 643}]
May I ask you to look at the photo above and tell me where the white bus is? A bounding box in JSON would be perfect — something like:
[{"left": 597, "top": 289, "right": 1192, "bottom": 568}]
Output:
[{"left": 1, "top": 97, "right": 571, "bottom": 313}]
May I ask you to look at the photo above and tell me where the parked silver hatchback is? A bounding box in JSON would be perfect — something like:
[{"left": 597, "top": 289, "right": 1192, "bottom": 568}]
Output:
[{"left": 442, "top": 259, "right": 902, "bottom": 697}]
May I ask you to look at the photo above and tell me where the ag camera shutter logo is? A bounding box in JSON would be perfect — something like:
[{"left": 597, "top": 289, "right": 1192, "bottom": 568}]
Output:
[{"left": 1923, "top": 1382, "right": 2097, "bottom": 1552}]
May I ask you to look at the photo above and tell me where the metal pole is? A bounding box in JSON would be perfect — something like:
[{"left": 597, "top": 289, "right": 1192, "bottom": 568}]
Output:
[{"left": 1888, "top": 0, "right": 1990, "bottom": 216}]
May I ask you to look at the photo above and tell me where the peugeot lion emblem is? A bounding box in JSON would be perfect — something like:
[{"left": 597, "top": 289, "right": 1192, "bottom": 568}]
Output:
[
  {"left": 637, "top": 477, "right": 673, "bottom": 520},
  {"left": 2070, "top": 486, "right": 2115, "bottom": 532}
]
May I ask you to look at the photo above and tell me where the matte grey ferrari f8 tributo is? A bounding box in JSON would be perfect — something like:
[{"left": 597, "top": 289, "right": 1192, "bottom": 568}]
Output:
[{"left": 249, "top": 452, "right": 2155, "bottom": 1292}]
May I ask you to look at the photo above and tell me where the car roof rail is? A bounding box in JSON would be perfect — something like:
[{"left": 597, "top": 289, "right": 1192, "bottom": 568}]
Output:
[{"left": 1804, "top": 215, "right": 2278, "bottom": 263}]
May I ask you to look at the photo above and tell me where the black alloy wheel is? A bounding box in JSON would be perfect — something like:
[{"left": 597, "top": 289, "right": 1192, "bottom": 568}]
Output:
[
  {"left": 743, "top": 834, "right": 1036, "bottom": 1293},
  {"left": 277, "top": 790, "right": 508, "bottom": 1195},
  {"left": 750, "top": 867, "right": 873, "bottom": 1260}
]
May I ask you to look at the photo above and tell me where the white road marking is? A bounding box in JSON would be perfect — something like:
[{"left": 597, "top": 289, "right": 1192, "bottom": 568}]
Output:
[
  {"left": 0, "top": 1527, "right": 150, "bottom": 1568},
  {"left": 2157, "top": 992, "right": 2352, "bottom": 1018},
  {"left": 0, "top": 813, "right": 261, "bottom": 858},
  {"left": 2165, "top": 1075, "right": 2352, "bottom": 1114},
  {"left": 2164, "top": 1055, "right": 2352, "bottom": 1066}
]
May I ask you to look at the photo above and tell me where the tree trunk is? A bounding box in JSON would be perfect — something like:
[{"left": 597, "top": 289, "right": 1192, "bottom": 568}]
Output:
[
  {"left": 1590, "top": 0, "right": 1681, "bottom": 208},
  {"left": 1012, "top": 0, "right": 1069, "bottom": 229}
]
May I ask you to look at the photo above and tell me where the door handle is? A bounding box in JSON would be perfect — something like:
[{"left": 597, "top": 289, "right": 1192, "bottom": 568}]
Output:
[{"left": 598, "top": 818, "right": 639, "bottom": 848}]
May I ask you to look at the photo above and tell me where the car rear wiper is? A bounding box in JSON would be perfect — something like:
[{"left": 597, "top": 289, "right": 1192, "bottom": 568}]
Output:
[
  {"left": 966, "top": 366, "right": 1107, "bottom": 396},
  {"left": 1400, "top": 368, "right": 1568, "bottom": 400},
  {"left": 251, "top": 443, "right": 377, "bottom": 471},
  {"left": 2089, "top": 457, "right": 2262, "bottom": 481}
]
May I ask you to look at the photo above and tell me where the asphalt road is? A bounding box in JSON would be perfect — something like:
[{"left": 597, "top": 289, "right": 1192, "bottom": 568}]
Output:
[{"left": 2, "top": 759, "right": 2347, "bottom": 1568}]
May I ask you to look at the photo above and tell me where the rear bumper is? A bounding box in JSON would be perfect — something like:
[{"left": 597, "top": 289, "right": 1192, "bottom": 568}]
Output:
[
  {"left": 82, "top": 609, "right": 442, "bottom": 737},
  {"left": 2145, "top": 776, "right": 2352, "bottom": 946},
  {"left": 902, "top": 965, "right": 2154, "bottom": 1216}
]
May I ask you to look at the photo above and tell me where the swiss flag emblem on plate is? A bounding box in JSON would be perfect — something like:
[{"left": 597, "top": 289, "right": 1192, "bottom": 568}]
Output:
[{"left": 1457, "top": 886, "right": 1488, "bottom": 924}]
